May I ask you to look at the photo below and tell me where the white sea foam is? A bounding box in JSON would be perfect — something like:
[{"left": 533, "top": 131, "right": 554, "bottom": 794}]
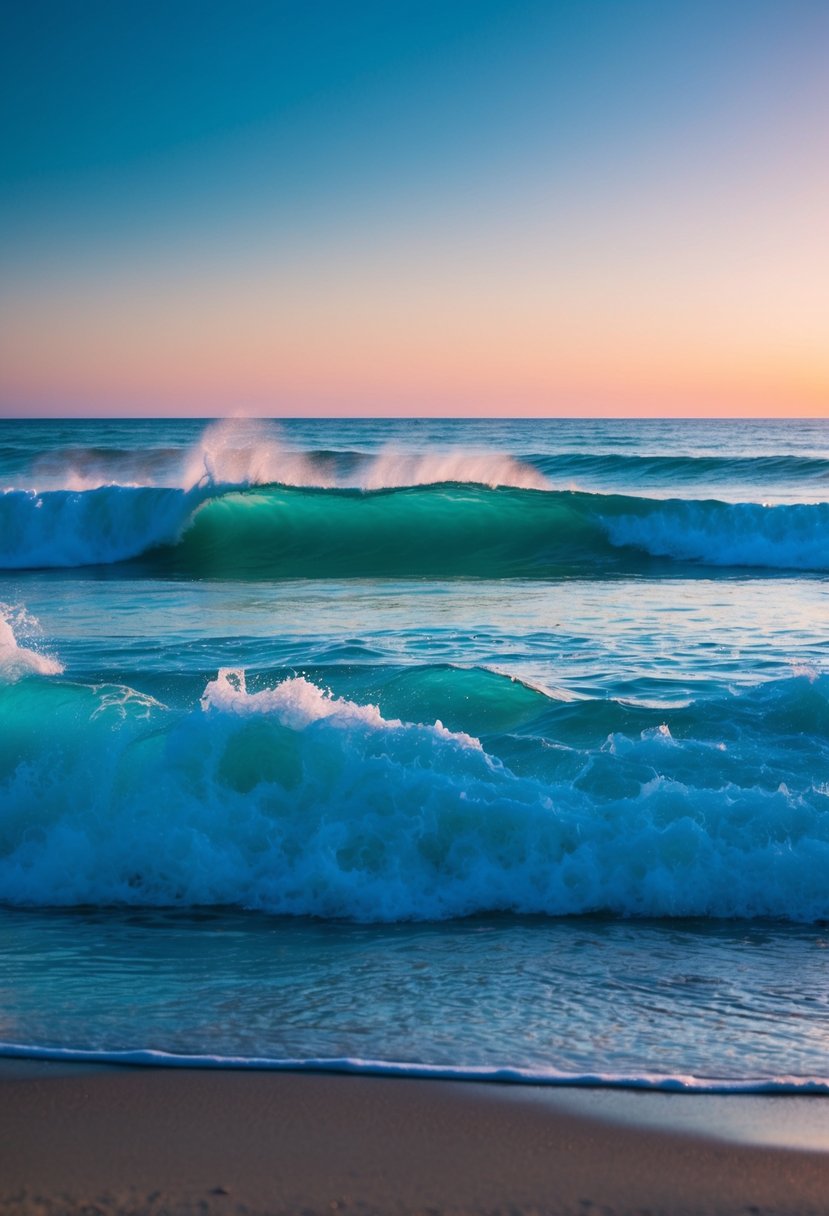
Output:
[
  {"left": 0, "top": 606, "right": 63, "bottom": 681},
  {"left": 1, "top": 1042, "right": 827, "bottom": 1094},
  {"left": 1, "top": 671, "right": 828, "bottom": 920},
  {"left": 604, "top": 498, "right": 829, "bottom": 570},
  {"left": 202, "top": 667, "right": 482, "bottom": 746}
]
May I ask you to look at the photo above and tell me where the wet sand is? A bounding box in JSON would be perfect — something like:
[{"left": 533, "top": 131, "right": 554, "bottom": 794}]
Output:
[{"left": 2, "top": 1061, "right": 829, "bottom": 1215}]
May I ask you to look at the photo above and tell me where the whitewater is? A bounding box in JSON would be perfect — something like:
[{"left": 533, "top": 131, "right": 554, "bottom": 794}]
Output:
[{"left": 1, "top": 416, "right": 828, "bottom": 1091}]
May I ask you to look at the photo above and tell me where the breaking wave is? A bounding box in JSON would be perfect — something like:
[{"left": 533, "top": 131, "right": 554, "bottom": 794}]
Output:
[
  {"left": 2, "top": 481, "right": 828, "bottom": 575},
  {"left": 1, "top": 663, "right": 828, "bottom": 922}
]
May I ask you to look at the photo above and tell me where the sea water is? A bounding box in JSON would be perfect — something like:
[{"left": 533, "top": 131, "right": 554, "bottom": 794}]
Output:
[{"left": 1, "top": 417, "right": 828, "bottom": 1091}]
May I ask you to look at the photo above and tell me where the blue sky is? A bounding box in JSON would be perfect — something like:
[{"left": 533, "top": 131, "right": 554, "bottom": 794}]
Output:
[{"left": 1, "top": 0, "right": 827, "bottom": 415}]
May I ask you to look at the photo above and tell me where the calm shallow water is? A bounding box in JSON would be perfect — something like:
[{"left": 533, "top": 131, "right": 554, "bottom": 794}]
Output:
[
  {"left": 3, "top": 908, "right": 829, "bottom": 1085},
  {"left": 1, "top": 418, "right": 828, "bottom": 1087}
]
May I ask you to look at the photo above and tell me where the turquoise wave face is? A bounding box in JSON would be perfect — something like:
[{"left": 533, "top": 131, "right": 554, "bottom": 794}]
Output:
[
  {"left": 3, "top": 481, "right": 829, "bottom": 575},
  {"left": 173, "top": 485, "right": 619, "bottom": 578},
  {"left": 1, "top": 668, "right": 827, "bottom": 921}
]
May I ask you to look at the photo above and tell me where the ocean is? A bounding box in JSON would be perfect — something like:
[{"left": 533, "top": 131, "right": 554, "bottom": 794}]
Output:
[{"left": 1, "top": 416, "right": 828, "bottom": 1093}]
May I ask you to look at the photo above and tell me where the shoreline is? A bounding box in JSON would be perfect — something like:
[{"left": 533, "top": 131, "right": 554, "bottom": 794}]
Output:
[{"left": 3, "top": 1061, "right": 829, "bottom": 1215}]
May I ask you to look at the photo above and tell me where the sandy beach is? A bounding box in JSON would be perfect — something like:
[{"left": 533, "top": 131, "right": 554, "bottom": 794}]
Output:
[{"left": 3, "top": 1061, "right": 829, "bottom": 1216}]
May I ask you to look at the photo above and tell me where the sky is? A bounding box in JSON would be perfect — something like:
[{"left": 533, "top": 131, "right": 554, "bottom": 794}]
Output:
[{"left": 0, "top": 0, "right": 827, "bottom": 418}]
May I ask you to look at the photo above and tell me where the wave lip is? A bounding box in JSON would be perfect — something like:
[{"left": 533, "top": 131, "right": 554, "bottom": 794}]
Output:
[{"left": 1, "top": 1042, "right": 827, "bottom": 1094}]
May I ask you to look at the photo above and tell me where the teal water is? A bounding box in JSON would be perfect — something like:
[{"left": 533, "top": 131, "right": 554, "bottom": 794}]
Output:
[{"left": 1, "top": 417, "right": 828, "bottom": 1088}]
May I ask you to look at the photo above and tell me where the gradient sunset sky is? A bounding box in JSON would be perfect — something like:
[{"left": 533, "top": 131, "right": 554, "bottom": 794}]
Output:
[{"left": 1, "top": 0, "right": 827, "bottom": 418}]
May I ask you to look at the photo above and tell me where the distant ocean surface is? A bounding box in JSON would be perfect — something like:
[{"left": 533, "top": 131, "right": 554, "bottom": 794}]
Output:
[{"left": 1, "top": 417, "right": 829, "bottom": 1092}]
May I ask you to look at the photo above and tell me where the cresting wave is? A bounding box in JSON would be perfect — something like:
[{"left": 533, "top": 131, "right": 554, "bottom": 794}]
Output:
[
  {"left": 2, "top": 1043, "right": 829, "bottom": 1094},
  {"left": 3, "top": 481, "right": 829, "bottom": 574},
  {"left": 1, "top": 663, "right": 828, "bottom": 921}
]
